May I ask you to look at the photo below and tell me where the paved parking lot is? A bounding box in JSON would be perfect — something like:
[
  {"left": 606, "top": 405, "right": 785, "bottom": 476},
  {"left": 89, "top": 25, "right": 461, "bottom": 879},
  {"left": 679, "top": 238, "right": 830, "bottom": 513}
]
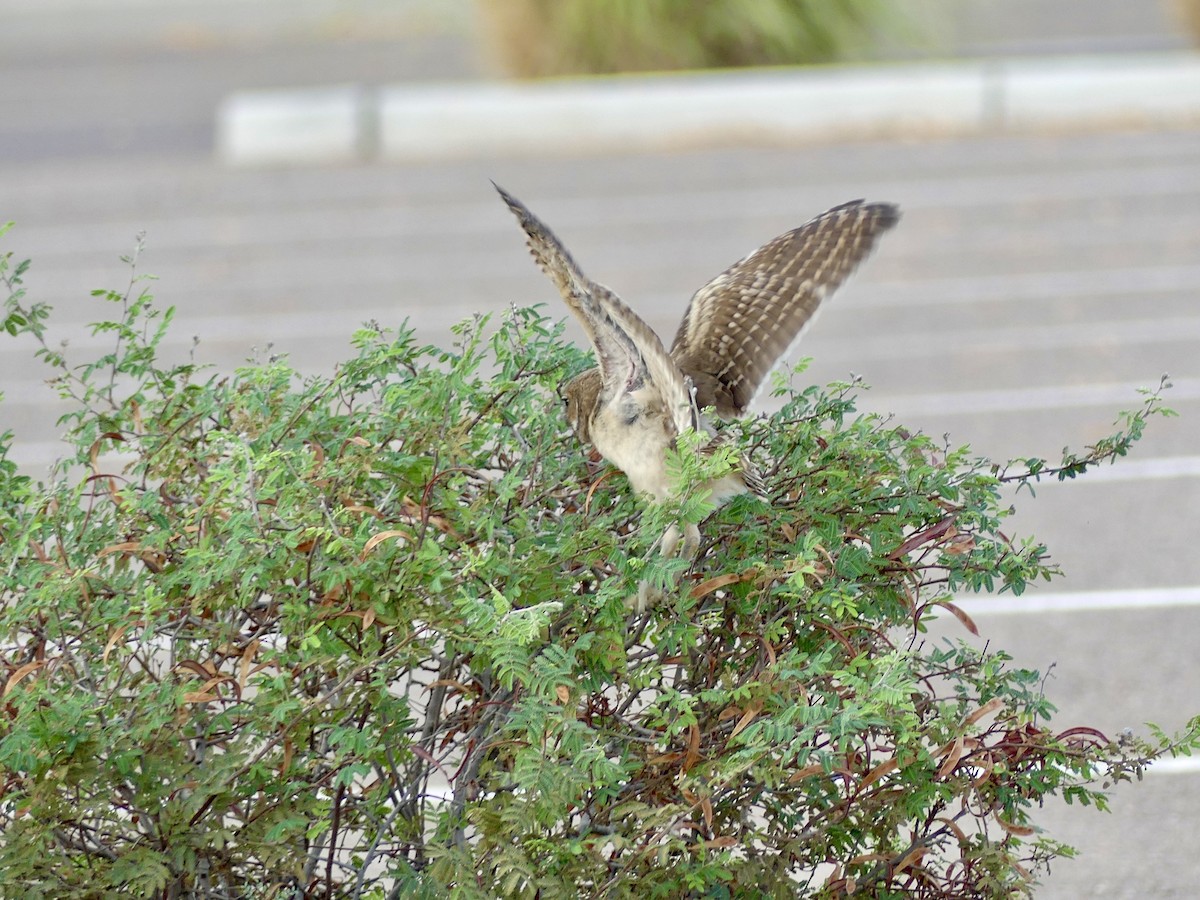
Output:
[{"left": 2, "top": 2, "right": 1199, "bottom": 895}]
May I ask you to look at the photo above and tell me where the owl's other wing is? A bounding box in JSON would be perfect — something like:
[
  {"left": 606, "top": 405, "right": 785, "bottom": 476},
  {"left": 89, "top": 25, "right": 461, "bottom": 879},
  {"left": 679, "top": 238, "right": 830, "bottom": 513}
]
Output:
[
  {"left": 494, "top": 184, "right": 656, "bottom": 409},
  {"left": 670, "top": 199, "right": 900, "bottom": 418}
]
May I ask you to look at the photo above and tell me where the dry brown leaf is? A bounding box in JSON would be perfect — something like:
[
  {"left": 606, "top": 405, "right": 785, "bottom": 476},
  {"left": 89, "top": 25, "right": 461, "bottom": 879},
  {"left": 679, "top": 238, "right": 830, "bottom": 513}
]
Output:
[
  {"left": 646, "top": 752, "right": 684, "bottom": 766},
  {"left": 238, "top": 640, "right": 261, "bottom": 690},
  {"left": 361, "top": 529, "right": 411, "bottom": 558},
  {"left": 3, "top": 660, "right": 46, "bottom": 698},
  {"left": 342, "top": 504, "right": 383, "bottom": 519},
  {"left": 88, "top": 431, "right": 124, "bottom": 473},
  {"left": 936, "top": 815, "right": 969, "bottom": 844},
  {"left": 280, "top": 735, "right": 294, "bottom": 774},
  {"left": 894, "top": 844, "right": 928, "bottom": 873},
  {"left": 889, "top": 517, "right": 955, "bottom": 560},
  {"left": 970, "top": 752, "right": 997, "bottom": 788},
  {"left": 857, "top": 757, "right": 899, "bottom": 793},
  {"left": 1056, "top": 725, "right": 1110, "bottom": 746},
  {"left": 847, "top": 852, "right": 890, "bottom": 866},
  {"left": 940, "top": 601, "right": 979, "bottom": 636},
  {"left": 996, "top": 816, "right": 1035, "bottom": 836},
  {"left": 103, "top": 622, "right": 137, "bottom": 663},
  {"left": 97, "top": 541, "right": 142, "bottom": 558},
  {"left": 943, "top": 534, "right": 977, "bottom": 556},
  {"left": 788, "top": 763, "right": 827, "bottom": 782},
  {"left": 174, "top": 659, "right": 214, "bottom": 679},
  {"left": 683, "top": 723, "right": 702, "bottom": 772},
  {"left": 730, "top": 700, "right": 763, "bottom": 739},
  {"left": 763, "top": 638, "right": 777, "bottom": 668},
  {"left": 964, "top": 697, "right": 1005, "bottom": 726},
  {"left": 936, "top": 736, "right": 965, "bottom": 779},
  {"left": 197, "top": 675, "right": 237, "bottom": 699},
  {"left": 690, "top": 571, "right": 752, "bottom": 600},
  {"left": 583, "top": 469, "right": 619, "bottom": 512}
]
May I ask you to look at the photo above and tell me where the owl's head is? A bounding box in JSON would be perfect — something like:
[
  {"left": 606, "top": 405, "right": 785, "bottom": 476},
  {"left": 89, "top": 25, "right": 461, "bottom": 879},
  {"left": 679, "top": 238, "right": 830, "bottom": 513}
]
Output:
[{"left": 559, "top": 367, "right": 603, "bottom": 446}]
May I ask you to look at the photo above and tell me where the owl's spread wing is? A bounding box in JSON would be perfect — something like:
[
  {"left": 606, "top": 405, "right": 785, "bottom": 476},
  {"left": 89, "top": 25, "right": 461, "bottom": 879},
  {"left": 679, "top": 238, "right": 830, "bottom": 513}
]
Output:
[
  {"left": 670, "top": 199, "right": 900, "bottom": 418},
  {"left": 495, "top": 183, "right": 695, "bottom": 436},
  {"left": 494, "top": 184, "right": 638, "bottom": 393}
]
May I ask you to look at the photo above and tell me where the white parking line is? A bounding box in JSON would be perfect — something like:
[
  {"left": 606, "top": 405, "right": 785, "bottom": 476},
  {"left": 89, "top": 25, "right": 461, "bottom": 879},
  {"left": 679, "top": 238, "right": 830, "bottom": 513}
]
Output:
[
  {"left": 1066, "top": 456, "right": 1200, "bottom": 483},
  {"left": 862, "top": 263, "right": 1200, "bottom": 310},
  {"left": 876, "top": 378, "right": 1200, "bottom": 417},
  {"left": 1147, "top": 756, "right": 1200, "bottom": 775},
  {"left": 819, "top": 314, "right": 1200, "bottom": 362},
  {"left": 959, "top": 586, "right": 1200, "bottom": 616}
]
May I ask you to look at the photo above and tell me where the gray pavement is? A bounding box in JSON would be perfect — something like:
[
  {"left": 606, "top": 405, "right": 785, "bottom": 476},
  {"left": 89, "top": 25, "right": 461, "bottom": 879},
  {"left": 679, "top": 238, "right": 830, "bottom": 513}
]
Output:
[{"left": 2, "top": 1, "right": 1200, "bottom": 896}]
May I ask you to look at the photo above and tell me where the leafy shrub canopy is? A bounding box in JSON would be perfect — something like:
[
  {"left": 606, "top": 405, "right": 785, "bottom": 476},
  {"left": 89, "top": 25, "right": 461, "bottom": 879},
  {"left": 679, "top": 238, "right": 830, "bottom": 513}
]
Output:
[{"left": 0, "top": 229, "right": 1196, "bottom": 898}]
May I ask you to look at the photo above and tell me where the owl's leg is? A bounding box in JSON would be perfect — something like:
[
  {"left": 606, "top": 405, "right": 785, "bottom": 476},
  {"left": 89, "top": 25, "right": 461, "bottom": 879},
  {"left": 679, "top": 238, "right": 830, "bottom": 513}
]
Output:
[
  {"left": 631, "top": 579, "right": 663, "bottom": 613},
  {"left": 659, "top": 523, "right": 682, "bottom": 558},
  {"left": 628, "top": 522, "right": 702, "bottom": 612},
  {"left": 659, "top": 522, "right": 700, "bottom": 559}
]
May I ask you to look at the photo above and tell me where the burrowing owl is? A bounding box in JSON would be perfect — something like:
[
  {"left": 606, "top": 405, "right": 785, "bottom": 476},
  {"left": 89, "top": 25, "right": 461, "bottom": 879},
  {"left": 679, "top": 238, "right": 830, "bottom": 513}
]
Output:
[{"left": 497, "top": 184, "right": 898, "bottom": 562}]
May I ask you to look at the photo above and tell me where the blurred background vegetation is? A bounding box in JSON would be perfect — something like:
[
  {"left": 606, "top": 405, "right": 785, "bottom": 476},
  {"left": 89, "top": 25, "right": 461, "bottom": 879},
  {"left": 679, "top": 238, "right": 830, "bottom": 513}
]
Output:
[
  {"left": 1175, "top": 0, "right": 1200, "bottom": 42},
  {"left": 476, "top": 0, "right": 914, "bottom": 77}
]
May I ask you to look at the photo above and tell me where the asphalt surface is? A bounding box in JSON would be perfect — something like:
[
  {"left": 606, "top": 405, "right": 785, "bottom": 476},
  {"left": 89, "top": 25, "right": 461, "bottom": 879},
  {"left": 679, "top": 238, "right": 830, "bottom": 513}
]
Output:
[{"left": 2, "top": 2, "right": 1199, "bottom": 897}]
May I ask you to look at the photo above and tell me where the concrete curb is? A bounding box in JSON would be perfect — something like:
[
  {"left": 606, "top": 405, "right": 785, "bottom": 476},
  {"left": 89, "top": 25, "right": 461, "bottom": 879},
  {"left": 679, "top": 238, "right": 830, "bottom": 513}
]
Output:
[{"left": 216, "top": 52, "right": 1200, "bottom": 165}]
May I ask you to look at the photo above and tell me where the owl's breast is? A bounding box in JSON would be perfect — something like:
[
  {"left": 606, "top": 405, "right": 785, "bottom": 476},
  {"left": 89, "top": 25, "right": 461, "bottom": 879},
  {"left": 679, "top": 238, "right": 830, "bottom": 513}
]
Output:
[{"left": 590, "top": 392, "right": 675, "bottom": 500}]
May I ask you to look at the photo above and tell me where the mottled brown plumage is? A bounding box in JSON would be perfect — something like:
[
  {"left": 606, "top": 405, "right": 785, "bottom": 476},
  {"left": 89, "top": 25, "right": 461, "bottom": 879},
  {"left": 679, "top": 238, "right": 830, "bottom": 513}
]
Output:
[
  {"left": 672, "top": 199, "right": 901, "bottom": 418},
  {"left": 496, "top": 184, "right": 898, "bottom": 573}
]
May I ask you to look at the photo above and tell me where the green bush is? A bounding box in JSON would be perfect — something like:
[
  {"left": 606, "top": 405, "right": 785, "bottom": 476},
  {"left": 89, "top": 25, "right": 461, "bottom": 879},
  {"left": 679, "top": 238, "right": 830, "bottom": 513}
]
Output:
[
  {"left": 476, "top": 0, "right": 900, "bottom": 77},
  {"left": 1, "top": 228, "right": 1197, "bottom": 898}
]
